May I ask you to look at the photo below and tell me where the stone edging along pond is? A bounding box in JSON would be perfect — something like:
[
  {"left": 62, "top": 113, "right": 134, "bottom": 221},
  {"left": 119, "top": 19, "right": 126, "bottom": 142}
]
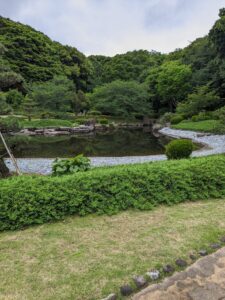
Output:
[{"left": 5, "top": 127, "right": 225, "bottom": 175}]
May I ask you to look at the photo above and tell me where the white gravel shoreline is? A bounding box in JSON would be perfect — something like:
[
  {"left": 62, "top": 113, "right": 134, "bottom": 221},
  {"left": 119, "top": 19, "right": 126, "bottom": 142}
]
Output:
[{"left": 5, "top": 127, "right": 225, "bottom": 175}]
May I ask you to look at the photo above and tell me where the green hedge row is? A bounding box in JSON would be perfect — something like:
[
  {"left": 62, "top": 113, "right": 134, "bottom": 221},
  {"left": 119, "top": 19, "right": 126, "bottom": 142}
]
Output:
[{"left": 1, "top": 155, "right": 225, "bottom": 231}]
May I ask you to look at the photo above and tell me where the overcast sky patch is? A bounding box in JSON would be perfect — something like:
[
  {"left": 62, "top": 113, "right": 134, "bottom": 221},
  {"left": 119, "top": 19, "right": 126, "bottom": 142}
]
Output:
[{"left": 0, "top": 0, "right": 224, "bottom": 56}]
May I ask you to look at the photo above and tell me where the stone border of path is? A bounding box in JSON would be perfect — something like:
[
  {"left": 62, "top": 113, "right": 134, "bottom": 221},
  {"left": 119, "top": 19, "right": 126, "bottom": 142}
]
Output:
[
  {"left": 101, "top": 236, "right": 225, "bottom": 300},
  {"left": 5, "top": 127, "right": 225, "bottom": 175}
]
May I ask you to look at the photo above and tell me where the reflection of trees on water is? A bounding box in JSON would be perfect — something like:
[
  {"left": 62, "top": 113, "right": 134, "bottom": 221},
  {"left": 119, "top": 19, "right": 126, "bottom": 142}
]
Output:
[{"left": 2, "top": 129, "right": 167, "bottom": 158}]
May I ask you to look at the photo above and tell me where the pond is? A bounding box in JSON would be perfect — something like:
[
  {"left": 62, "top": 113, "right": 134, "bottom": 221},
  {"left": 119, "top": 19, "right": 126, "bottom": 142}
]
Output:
[{"left": 1, "top": 128, "right": 169, "bottom": 158}]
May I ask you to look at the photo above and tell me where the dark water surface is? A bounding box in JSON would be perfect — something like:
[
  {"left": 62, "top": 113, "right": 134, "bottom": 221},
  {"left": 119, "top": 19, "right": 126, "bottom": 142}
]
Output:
[{"left": 1, "top": 129, "right": 168, "bottom": 158}]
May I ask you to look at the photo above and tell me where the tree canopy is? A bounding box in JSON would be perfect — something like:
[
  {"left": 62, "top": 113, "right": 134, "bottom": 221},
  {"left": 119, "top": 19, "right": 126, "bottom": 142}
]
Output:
[{"left": 88, "top": 80, "right": 151, "bottom": 117}]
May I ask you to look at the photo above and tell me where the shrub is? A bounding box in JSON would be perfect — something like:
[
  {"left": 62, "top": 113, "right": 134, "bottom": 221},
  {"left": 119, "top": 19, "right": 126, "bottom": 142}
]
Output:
[
  {"left": 191, "top": 112, "right": 213, "bottom": 122},
  {"left": 213, "top": 106, "right": 225, "bottom": 122},
  {"left": 98, "top": 118, "right": 109, "bottom": 125},
  {"left": 87, "top": 110, "right": 101, "bottom": 116},
  {"left": 170, "top": 115, "right": 184, "bottom": 125},
  {"left": 1, "top": 155, "right": 225, "bottom": 231},
  {"left": 159, "top": 112, "right": 174, "bottom": 125},
  {"left": 165, "top": 139, "right": 193, "bottom": 160},
  {"left": 52, "top": 154, "right": 91, "bottom": 176},
  {"left": 0, "top": 117, "right": 21, "bottom": 132}
]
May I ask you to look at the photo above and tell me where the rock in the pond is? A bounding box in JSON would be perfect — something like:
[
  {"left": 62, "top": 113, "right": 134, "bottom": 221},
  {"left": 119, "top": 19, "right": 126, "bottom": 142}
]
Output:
[
  {"left": 102, "top": 293, "right": 117, "bottom": 300},
  {"left": 210, "top": 243, "right": 220, "bottom": 249},
  {"left": 146, "top": 270, "right": 160, "bottom": 280},
  {"left": 133, "top": 275, "right": 147, "bottom": 289},
  {"left": 199, "top": 250, "right": 208, "bottom": 256},
  {"left": 189, "top": 254, "right": 197, "bottom": 261},
  {"left": 175, "top": 259, "right": 187, "bottom": 268},
  {"left": 163, "top": 264, "right": 175, "bottom": 274},
  {"left": 120, "top": 285, "right": 133, "bottom": 296},
  {"left": 220, "top": 236, "right": 225, "bottom": 243}
]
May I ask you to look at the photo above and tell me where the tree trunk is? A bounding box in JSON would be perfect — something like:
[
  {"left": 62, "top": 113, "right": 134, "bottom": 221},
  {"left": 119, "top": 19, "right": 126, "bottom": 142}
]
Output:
[{"left": 0, "top": 158, "right": 10, "bottom": 178}]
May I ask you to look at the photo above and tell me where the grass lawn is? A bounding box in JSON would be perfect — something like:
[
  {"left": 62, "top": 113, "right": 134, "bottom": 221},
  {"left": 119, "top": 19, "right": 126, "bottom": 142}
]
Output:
[
  {"left": 1, "top": 199, "right": 225, "bottom": 299},
  {"left": 20, "top": 119, "right": 74, "bottom": 128},
  {"left": 172, "top": 119, "right": 224, "bottom": 133}
]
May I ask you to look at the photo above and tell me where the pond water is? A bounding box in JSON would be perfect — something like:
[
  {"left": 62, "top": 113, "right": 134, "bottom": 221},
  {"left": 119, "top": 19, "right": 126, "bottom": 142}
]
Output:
[{"left": 1, "top": 129, "right": 169, "bottom": 158}]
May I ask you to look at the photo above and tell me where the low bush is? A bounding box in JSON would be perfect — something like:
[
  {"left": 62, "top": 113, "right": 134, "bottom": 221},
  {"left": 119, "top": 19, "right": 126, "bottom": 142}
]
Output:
[
  {"left": 191, "top": 112, "right": 213, "bottom": 122},
  {"left": 1, "top": 155, "right": 225, "bottom": 231},
  {"left": 165, "top": 139, "right": 193, "bottom": 160},
  {"left": 0, "top": 117, "right": 22, "bottom": 132},
  {"left": 87, "top": 110, "right": 101, "bottom": 116},
  {"left": 52, "top": 154, "right": 91, "bottom": 176},
  {"left": 170, "top": 115, "right": 184, "bottom": 125},
  {"left": 98, "top": 118, "right": 109, "bottom": 125},
  {"left": 213, "top": 106, "right": 225, "bottom": 122},
  {"left": 159, "top": 112, "right": 174, "bottom": 125}
]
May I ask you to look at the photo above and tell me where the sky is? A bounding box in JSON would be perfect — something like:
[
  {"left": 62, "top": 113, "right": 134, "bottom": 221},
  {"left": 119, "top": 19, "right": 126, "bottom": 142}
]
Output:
[{"left": 0, "top": 0, "right": 224, "bottom": 56}]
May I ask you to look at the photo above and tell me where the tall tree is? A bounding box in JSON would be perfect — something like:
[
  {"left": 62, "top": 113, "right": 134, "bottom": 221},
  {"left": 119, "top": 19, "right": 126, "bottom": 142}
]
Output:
[
  {"left": 157, "top": 61, "right": 192, "bottom": 112},
  {"left": 88, "top": 80, "right": 151, "bottom": 117}
]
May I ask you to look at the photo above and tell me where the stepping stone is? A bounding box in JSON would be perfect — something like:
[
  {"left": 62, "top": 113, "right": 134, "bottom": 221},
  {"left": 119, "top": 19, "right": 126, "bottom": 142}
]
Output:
[
  {"left": 120, "top": 285, "right": 133, "bottom": 296},
  {"left": 210, "top": 243, "right": 220, "bottom": 249},
  {"left": 133, "top": 275, "right": 147, "bottom": 288},
  {"left": 175, "top": 259, "right": 187, "bottom": 267},
  {"left": 189, "top": 254, "right": 197, "bottom": 260},
  {"left": 163, "top": 264, "right": 175, "bottom": 273},
  {"left": 146, "top": 270, "right": 160, "bottom": 280},
  {"left": 199, "top": 250, "right": 208, "bottom": 256}
]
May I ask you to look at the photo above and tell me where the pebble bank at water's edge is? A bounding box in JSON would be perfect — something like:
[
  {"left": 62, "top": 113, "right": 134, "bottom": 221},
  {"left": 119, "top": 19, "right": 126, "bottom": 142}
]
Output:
[{"left": 5, "top": 127, "right": 225, "bottom": 175}]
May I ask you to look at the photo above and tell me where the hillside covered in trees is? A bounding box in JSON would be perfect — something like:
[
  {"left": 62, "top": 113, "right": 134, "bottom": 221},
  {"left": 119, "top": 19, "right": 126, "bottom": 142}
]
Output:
[{"left": 0, "top": 9, "right": 225, "bottom": 122}]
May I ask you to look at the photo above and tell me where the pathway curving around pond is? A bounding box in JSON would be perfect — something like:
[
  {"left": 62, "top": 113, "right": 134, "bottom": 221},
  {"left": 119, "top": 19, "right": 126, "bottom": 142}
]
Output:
[{"left": 5, "top": 127, "right": 225, "bottom": 175}]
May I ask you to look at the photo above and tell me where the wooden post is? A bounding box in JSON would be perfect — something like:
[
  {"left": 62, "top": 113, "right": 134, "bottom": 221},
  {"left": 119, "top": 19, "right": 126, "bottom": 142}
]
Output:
[{"left": 0, "top": 131, "right": 21, "bottom": 175}]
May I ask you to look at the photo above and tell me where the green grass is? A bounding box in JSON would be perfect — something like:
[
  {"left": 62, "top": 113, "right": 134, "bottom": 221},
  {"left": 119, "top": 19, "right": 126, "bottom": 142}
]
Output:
[
  {"left": 20, "top": 119, "right": 74, "bottom": 128},
  {"left": 0, "top": 199, "right": 225, "bottom": 299},
  {"left": 172, "top": 119, "right": 225, "bottom": 133}
]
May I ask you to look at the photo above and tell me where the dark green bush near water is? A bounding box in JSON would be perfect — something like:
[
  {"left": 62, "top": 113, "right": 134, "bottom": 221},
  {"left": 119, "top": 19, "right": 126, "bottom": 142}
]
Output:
[
  {"left": 0, "top": 155, "right": 225, "bottom": 231},
  {"left": 166, "top": 139, "right": 193, "bottom": 160}
]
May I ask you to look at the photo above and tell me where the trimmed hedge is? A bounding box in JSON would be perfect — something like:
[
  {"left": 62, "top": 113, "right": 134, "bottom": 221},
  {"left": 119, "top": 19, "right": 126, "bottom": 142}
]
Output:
[{"left": 1, "top": 155, "right": 225, "bottom": 231}]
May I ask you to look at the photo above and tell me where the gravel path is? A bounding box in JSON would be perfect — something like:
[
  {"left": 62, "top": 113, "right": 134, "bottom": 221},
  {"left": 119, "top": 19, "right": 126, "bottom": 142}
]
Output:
[{"left": 5, "top": 127, "right": 225, "bottom": 175}]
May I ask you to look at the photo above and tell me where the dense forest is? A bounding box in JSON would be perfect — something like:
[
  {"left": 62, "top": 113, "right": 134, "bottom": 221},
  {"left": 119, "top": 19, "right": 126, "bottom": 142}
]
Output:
[{"left": 0, "top": 8, "right": 225, "bottom": 122}]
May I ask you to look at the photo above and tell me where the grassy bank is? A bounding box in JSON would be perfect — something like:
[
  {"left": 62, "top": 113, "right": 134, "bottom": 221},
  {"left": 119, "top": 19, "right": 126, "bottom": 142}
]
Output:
[
  {"left": 20, "top": 119, "right": 74, "bottom": 128},
  {"left": 1, "top": 199, "right": 225, "bottom": 299},
  {"left": 172, "top": 119, "right": 225, "bottom": 133},
  {"left": 1, "top": 155, "right": 225, "bottom": 230}
]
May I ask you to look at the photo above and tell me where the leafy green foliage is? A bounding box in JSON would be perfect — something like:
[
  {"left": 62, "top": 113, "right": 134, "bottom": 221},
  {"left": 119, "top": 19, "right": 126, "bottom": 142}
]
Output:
[
  {"left": 209, "top": 8, "right": 225, "bottom": 57},
  {"left": 52, "top": 154, "right": 91, "bottom": 176},
  {"left": 5, "top": 89, "right": 24, "bottom": 109},
  {"left": 31, "top": 76, "right": 74, "bottom": 112},
  {"left": 0, "top": 17, "right": 91, "bottom": 90},
  {"left": 88, "top": 80, "right": 151, "bottom": 117},
  {"left": 0, "top": 117, "right": 21, "bottom": 132},
  {"left": 157, "top": 61, "right": 192, "bottom": 112},
  {"left": 165, "top": 139, "right": 194, "bottom": 160},
  {"left": 1, "top": 155, "right": 225, "bottom": 230},
  {"left": 170, "top": 115, "right": 184, "bottom": 125},
  {"left": 0, "top": 92, "right": 12, "bottom": 114},
  {"left": 89, "top": 50, "right": 164, "bottom": 87},
  {"left": 176, "top": 86, "right": 222, "bottom": 118},
  {"left": 98, "top": 118, "right": 109, "bottom": 125}
]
